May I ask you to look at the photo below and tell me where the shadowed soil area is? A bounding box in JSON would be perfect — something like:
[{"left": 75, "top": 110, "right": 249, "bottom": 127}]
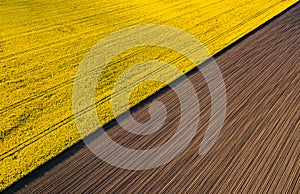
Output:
[{"left": 5, "top": 3, "right": 299, "bottom": 194}]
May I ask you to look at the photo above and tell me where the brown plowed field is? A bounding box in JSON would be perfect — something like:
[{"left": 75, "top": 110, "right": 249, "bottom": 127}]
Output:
[{"left": 5, "top": 3, "right": 299, "bottom": 194}]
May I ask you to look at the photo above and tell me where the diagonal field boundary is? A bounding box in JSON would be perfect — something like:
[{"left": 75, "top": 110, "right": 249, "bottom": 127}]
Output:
[{"left": 0, "top": 0, "right": 298, "bottom": 191}]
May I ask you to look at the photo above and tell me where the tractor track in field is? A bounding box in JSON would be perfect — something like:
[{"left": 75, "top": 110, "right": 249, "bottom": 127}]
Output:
[
  {"left": 0, "top": 0, "right": 288, "bottom": 159},
  {"left": 4, "top": 3, "right": 300, "bottom": 194}
]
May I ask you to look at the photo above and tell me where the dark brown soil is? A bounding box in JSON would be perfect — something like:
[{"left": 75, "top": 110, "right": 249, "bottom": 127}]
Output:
[{"left": 5, "top": 3, "right": 299, "bottom": 194}]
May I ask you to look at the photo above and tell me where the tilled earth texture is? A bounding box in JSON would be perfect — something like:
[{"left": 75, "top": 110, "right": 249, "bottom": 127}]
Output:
[{"left": 0, "top": 0, "right": 299, "bottom": 191}]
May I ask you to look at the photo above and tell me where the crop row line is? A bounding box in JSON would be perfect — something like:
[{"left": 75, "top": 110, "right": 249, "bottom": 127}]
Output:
[{"left": 0, "top": 1, "right": 291, "bottom": 161}]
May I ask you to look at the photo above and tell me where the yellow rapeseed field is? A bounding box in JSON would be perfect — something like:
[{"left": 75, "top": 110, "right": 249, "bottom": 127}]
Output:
[{"left": 0, "top": 0, "right": 297, "bottom": 190}]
